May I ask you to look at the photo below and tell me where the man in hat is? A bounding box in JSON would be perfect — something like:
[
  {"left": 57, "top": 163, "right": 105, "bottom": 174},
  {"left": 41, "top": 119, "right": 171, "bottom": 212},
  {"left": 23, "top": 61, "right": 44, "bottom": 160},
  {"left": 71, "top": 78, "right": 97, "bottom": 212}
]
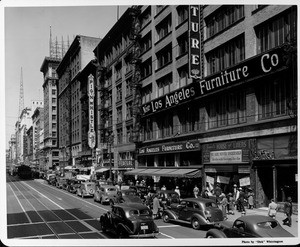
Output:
[
  {"left": 237, "top": 187, "right": 246, "bottom": 214},
  {"left": 283, "top": 196, "right": 293, "bottom": 227},
  {"left": 174, "top": 186, "right": 181, "bottom": 198}
]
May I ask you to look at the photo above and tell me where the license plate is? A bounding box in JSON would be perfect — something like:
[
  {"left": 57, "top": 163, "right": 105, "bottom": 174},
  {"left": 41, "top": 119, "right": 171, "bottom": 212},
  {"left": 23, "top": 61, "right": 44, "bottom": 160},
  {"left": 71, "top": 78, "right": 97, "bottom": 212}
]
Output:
[{"left": 141, "top": 225, "right": 148, "bottom": 230}]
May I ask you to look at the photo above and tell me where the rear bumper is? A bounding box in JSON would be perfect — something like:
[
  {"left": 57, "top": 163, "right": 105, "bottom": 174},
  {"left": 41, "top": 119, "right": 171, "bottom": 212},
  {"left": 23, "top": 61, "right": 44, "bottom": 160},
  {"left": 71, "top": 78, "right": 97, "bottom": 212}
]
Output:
[{"left": 129, "top": 232, "right": 159, "bottom": 238}]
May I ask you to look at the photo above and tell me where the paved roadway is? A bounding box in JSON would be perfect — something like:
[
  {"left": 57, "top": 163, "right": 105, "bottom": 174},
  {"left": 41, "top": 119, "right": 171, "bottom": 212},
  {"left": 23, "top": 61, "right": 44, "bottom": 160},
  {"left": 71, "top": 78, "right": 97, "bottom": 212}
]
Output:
[{"left": 6, "top": 175, "right": 206, "bottom": 240}]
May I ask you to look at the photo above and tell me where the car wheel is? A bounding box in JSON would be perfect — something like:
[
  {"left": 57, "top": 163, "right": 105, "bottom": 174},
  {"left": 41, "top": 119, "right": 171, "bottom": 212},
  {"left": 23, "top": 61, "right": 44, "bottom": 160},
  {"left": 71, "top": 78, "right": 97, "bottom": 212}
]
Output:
[
  {"left": 162, "top": 213, "right": 170, "bottom": 223},
  {"left": 206, "top": 234, "right": 215, "bottom": 238},
  {"left": 191, "top": 218, "right": 200, "bottom": 230}
]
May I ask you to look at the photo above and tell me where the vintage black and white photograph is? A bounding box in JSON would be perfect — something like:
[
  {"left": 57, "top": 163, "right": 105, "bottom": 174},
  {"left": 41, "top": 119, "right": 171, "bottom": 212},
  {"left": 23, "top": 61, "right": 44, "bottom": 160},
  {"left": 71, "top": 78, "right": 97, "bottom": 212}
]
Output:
[{"left": 1, "top": 0, "right": 299, "bottom": 246}]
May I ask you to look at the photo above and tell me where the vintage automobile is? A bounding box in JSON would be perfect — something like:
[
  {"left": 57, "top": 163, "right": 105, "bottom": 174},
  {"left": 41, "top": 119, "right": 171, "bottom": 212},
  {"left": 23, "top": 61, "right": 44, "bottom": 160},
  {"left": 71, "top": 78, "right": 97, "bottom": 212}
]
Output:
[
  {"left": 47, "top": 174, "right": 56, "bottom": 185},
  {"left": 205, "top": 215, "right": 294, "bottom": 238},
  {"left": 76, "top": 181, "right": 96, "bottom": 198},
  {"left": 162, "top": 198, "right": 223, "bottom": 230},
  {"left": 99, "top": 203, "right": 159, "bottom": 238},
  {"left": 110, "top": 189, "right": 144, "bottom": 205},
  {"left": 56, "top": 177, "right": 68, "bottom": 189},
  {"left": 66, "top": 178, "right": 82, "bottom": 193},
  {"left": 94, "top": 184, "right": 118, "bottom": 204}
]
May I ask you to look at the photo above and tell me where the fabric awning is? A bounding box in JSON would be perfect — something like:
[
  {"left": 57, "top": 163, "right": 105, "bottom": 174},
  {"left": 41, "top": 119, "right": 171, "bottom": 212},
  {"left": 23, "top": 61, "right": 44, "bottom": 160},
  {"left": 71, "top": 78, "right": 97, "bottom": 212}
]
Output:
[
  {"left": 95, "top": 168, "right": 109, "bottom": 173},
  {"left": 125, "top": 168, "right": 202, "bottom": 178}
]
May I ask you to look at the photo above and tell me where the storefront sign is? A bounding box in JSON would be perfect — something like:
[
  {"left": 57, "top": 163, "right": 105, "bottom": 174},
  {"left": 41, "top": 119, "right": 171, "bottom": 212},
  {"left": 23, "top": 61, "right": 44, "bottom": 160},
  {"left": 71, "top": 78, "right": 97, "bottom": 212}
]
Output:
[
  {"left": 239, "top": 177, "right": 250, "bottom": 186},
  {"left": 203, "top": 140, "right": 251, "bottom": 164},
  {"left": 88, "top": 74, "right": 96, "bottom": 149},
  {"left": 141, "top": 46, "right": 287, "bottom": 117},
  {"left": 217, "top": 175, "right": 230, "bottom": 184},
  {"left": 210, "top": 150, "right": 242, "bottom": 163},
  {"left": 206, "top": 175, "right": 214, "bottom": 184},
  {"left": 139, "top": 140, "right": 200, "bottom": 155},
  {"left": 189, "top": 5, "right": 201, "bottom": 79}
]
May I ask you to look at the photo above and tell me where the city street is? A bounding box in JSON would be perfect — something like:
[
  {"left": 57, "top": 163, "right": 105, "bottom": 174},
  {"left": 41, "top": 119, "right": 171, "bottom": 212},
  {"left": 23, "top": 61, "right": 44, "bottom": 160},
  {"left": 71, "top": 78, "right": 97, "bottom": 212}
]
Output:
[
  {"left": 6, "top": 175, "right": 206, "bottom": 239},
  {"left": 6, "top": 175, "right": 298, "bottom": 241}
]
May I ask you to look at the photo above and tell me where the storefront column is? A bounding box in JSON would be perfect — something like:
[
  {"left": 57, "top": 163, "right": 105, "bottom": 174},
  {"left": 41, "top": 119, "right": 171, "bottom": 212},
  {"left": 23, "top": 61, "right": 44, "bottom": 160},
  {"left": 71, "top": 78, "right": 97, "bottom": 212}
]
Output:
[
  {"left": 273, "top": 166, "right": 277, "bottom": 201},
  {"left": 254, "top": 167, "right": 258, "bottom": 207}
]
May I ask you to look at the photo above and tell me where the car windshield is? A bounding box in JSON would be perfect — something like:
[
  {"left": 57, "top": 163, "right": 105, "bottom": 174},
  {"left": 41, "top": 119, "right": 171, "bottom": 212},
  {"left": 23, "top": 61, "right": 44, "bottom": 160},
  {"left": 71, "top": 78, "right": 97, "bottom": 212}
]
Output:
[
  {"left": 205, "top": 202, "right": 218, "bottom": 208},
  {"left": 129, "top": 209, "right": 151, "bottom": 216},
  {"left": 257, "top": 221, "right": 278, "bottom": 229}
]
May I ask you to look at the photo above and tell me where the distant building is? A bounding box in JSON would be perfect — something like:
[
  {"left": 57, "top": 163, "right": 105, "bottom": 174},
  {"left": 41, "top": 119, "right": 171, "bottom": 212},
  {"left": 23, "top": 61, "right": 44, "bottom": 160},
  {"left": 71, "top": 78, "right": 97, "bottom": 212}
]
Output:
[{"left": 32, "top": 107, "right": 44, "bottom": 171}]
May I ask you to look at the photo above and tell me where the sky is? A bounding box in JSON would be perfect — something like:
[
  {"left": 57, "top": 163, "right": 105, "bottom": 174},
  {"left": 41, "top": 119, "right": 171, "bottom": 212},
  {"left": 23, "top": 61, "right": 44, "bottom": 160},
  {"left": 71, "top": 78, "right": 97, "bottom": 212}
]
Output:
[{"left": 3, "top": 1, "right": 130, "bottom": 149}]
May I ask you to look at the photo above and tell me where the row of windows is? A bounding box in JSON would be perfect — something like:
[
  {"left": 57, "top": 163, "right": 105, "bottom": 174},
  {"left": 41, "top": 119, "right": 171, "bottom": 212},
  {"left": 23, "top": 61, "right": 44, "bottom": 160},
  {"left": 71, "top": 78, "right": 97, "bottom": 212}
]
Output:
[{"left": 141, "top": 77, "right": 290, "bottom": 140}]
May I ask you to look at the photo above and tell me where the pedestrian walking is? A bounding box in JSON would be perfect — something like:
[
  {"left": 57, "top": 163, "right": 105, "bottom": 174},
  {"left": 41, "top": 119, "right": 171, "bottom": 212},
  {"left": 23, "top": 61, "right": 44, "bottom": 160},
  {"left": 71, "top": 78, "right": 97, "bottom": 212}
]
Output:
[
  {"left": 219, "top": 193, "right": 228, "bottom": 220},
  {"left": 152, "top": 194, "right": 162, "bottom": 219},
  {"left": 237, "top": 187, "right": 246, "bottom": 215},
  {"left": 283, "top": 196, "right": 293, "bottom": 227},
  {"left": 193, "top": 185, "right": 199, "bottom": 198},
  {"left": 248, "top": 190, "right": 254, "bottom": 209},
  {"left": 174, "top": 186, "right": 181, "bottom": 198},
  {"left": 161, "top": 185, "right": 166, "bottom": 190},
  {"left": 227, "top": 193, "right": 235, "bottom": 215},
  {"left": 268, "top": 199, "right": 278, "bottom": 219}
]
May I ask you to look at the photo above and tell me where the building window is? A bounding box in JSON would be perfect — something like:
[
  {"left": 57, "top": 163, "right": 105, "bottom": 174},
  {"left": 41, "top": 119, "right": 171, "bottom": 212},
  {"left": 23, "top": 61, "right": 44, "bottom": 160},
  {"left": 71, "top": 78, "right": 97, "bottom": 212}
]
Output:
[
  {"left": 256, "top": 9, "right": 296, "bottom": 53},
  {"left": 178, "top": 66, "right": 189, "bottom": 87},
  {"left": 141, "top": 84, "right": 152, "bottom": 104},
  {"left": 126, "top": 102, "right": 133, "bottom": 120},
  {"left": 126, "top": 78, "right": 132, "bottom": 97},
  {"left": 177, "top": 33, "right": 188, "bottom": 57},
  {"left": 157, "top": 73, "right": 172, "bottom": 97},
  {"left": 177, "top": 5, "right": 188, "bottom": 26},
  {"left": 140, "top": 6, "right": 151, "bottom": 29},
  {"left": 143, "top": 117, "right": 153, "bottom": 141},
  {"left": 52, "top": 89, "right": 56, "bottom": 95},
  {"left": 206, "top": 5, "right": 244, "bottom": 39},
  {"left": 126, "top": 125, "right": 133, "bottom": 143},
  {"left": 115, "top": 63, "right": 122, "bottom": 81},
  {"left": 141, "top": 32, "right": 152, "bottom": 54},
  {"left": 117, "top": 128, "right": 123, "bottom": 144},
  {"left": 52, "top": 98, "right": 56, "bottom": 104},
  {"left": 157, "top": 113, "right": 173, "bottom": 138},
  {"left": 116, "top": 84, "right": 122, "bottom": 102},
  {"left": 141, "top": 58, "right": 152, "bottom": 78},
  {"left": 256, "top": 77, "right": 289, "bottom": 119},
  {"left": 117, "top": 107, "right": 122, "bottom": 123},
  {"left": 156, "top": 44, "right": 172, "bottom": 70},
  {"left": 178, "top": 106, "right": 200, "bottom": 133},
  {"left": 208, "top": 91, "right": 246, "bottom": 129},
  {"left": 156, "top": 15, "right": 172, "bottom": 42},
  {"left": 206, "top": 34, "right": 245, "bottom": 75}
]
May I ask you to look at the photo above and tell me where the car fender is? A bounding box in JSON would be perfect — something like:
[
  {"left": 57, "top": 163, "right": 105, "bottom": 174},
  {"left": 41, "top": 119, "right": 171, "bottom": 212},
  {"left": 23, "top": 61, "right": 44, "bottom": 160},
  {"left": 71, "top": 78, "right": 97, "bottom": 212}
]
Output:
[
  {"left": 117, "top": 223, "right": 133, "bottom": 235},
  {"left": 163, "top": 209, "right": 178, "bottom": 220},
  {"left": 206, "top": 228, "right": 227, "bottom": 238},
  {"left": 191, "top": 213, "right": 207, "bottom": 225}
]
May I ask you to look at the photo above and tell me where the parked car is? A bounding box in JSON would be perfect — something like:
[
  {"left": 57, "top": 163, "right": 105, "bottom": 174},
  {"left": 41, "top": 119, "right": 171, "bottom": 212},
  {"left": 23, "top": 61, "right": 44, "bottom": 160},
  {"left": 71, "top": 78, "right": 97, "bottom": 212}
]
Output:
[
  {"left": 129, "top": 185, "right": 150, "bottom": 200},
  {"left": 56, "top": 177, "right": 68, "bottom": 189},
  {"left": 205, "top": 215, "right": 294, "bottom": 238},
  {"left": 94, "top": 184, "right": 118, "bottom": 204},
  {"left": 99, "top": 203, "right": 159, "bottom": 238},
  {"left": 47, "top": 174, "right": 56, "bottom": 185},
  {"left": 162, "top": 197, "right": 224, "bottom": 230},
  {"left": 76, "top": 181, "right": 96, "bottom": 198},
  {"left": 66, "top": 178, "right": 81, "bottom": 193},
  {"left": 111, "top": 189, "right": 144, "bottom": 205}
]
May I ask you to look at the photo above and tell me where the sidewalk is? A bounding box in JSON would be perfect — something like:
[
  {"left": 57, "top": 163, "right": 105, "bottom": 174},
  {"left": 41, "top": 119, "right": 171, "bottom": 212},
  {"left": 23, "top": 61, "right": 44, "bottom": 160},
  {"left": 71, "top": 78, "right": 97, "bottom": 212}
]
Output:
[{"left": 226, "top": 207, "right": 298, "bottom": 237}]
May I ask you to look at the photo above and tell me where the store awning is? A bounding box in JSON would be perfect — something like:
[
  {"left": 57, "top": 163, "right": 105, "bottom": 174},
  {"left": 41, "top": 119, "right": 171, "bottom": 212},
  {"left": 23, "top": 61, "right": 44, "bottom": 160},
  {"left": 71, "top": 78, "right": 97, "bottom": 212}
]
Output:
[
  {"left": 64, "top": 166, "right": 75, "bottom": 170},
  {"left": 125, "top": 168, "right": 202, "bottom": 178},
  {"left": 95, "top": 168, "right": 109, "bottom": 173}
]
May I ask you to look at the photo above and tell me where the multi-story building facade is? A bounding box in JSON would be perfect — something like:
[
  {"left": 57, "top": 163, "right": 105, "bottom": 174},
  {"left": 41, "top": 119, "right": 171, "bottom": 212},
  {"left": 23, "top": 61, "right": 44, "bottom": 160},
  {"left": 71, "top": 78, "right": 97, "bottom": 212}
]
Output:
[
  {"left": 25, "top": 126, "right": 33, "bottom": 166},
  {"left": 94, "top": 7, "right": 141, "bottom": 183},
  {"left": 123, "top": 5, "right": 297, "bottom": 206},
  {"left": 32, "top": 107, "right": 44, "bottom": 171},
  {"left": 56, "top": 35, "right": 100, "bottom": 172},
  {"left": 40, "top": 57, "right": 61, "bottom": 170}
]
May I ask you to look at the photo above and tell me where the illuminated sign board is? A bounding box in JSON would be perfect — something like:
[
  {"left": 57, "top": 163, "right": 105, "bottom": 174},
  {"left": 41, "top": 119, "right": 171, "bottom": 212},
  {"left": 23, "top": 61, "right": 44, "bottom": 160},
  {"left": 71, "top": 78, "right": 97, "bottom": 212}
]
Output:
[
  {"left": 88, "top": 74, "right": 96, "bottom": 149},
  {"left": 188, "top": 5, "right": 201, "bottom": 79}
]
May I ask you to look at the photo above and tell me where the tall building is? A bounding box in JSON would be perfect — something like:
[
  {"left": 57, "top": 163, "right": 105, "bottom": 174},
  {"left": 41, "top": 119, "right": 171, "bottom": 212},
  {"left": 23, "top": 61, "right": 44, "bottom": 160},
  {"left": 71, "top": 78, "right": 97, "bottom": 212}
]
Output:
[
  {"left": 123, "top": 5, "right": 297, "bottom": 205},
  {"left": 32, "top": 107, "right": 44, "bottom": 171},
  {"left": 56, "top": 35, "right": 100, "bottom": 172},
  {"left": 40, "top": 56, "right": 61, "bottom": 170}
]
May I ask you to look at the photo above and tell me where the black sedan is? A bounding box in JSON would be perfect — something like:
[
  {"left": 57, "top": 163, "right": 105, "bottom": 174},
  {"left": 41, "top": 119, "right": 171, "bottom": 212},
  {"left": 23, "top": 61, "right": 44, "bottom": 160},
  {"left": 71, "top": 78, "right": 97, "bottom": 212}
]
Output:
[
  {"left": 206, "top": 215, "right": 294, "bottom": 238},
  {"left": 99, "top": 203, "right": 159, "bottom": 238},
  {"left": 162, "top": 197, "right": 223, "bottom": 230}
]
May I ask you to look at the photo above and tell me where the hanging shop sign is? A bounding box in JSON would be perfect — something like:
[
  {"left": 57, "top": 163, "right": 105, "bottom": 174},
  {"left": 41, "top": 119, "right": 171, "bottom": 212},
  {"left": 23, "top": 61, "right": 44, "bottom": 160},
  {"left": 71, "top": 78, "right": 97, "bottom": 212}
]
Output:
[
  {"left": 141, "top": 46, "right": 287, "bottom": 117},
  {"left": 188, "top": 5, "right": 201, "bottom": 79},
  {"left": 206, "top": 175, "right": 214, "bottom": 184},
  {"left": 217, "top": 175, "right": 230, "bottom": 184},
  {"left": 139, "top": 140, "right": 200, "bottom": 155},
  {"left": 203, "top": 139, "right": 252, "bottom": 164},
  {"left": 239, "top": 177, "right": 250, "bottom": 186},
  {"left": 88, "top": 74, "right": 96, "bottom": 149}
]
